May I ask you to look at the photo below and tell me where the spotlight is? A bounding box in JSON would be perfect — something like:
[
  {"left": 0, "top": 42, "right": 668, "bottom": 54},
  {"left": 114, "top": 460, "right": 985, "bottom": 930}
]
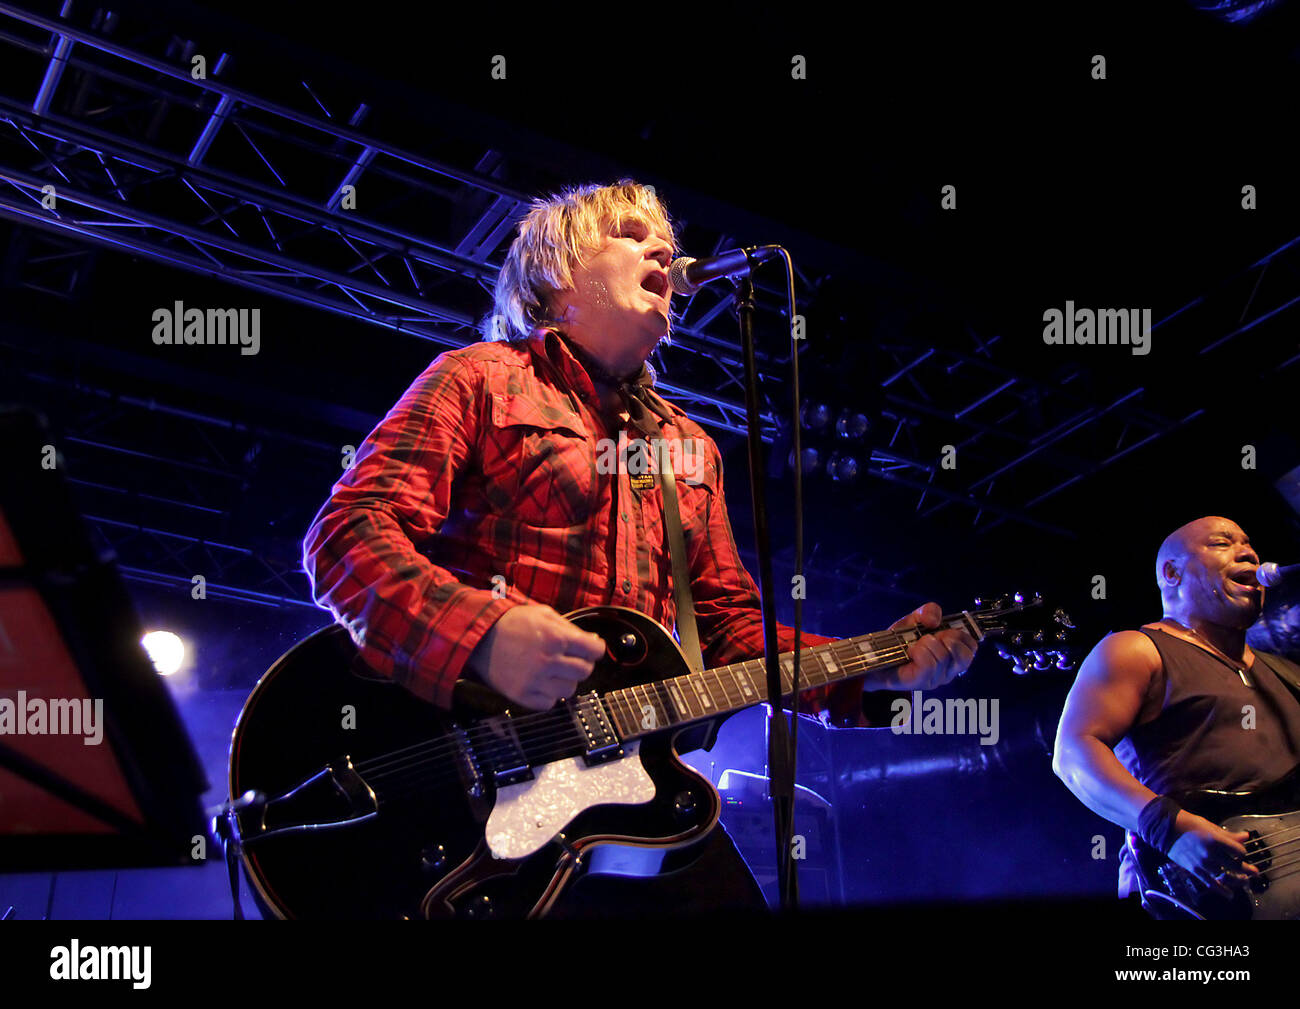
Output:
[
  {"left": 800, "top": 401, "right": 832, "bottom": 432},
  {"left": 141, "top": 630, "right": 185, "bottom": 676},
  {"left": 827, "top": 452, "right": 859, "bottom": 482},
  {"left": 1186, "top": 0, "right": 1282, "bottom": 24},
  {"left": 788, "top": 446, "right": 821, "bottom": 476},
  {"left": 835, "top": 410, "right": 871, "bottom": 440}
]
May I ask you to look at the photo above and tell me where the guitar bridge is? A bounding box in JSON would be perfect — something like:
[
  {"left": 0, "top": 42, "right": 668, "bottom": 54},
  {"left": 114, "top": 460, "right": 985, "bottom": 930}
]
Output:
[
  {"left": 573, "top": 694, "right": 624, "bottom": 766},
  {"left": 452, "top": 727, "right": 485, "bottom": 798}
]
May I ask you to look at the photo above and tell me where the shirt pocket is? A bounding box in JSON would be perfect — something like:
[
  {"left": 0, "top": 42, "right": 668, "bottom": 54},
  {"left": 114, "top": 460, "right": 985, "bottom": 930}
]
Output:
[{"left": 490, "top": 391, "right": 595, "bottom": 527}]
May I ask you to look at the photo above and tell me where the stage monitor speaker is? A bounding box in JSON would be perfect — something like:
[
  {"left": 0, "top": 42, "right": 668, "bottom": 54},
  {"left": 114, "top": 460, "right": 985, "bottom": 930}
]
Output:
[{"left": 0, "top": 406, "right": 208, "bottom": 871}]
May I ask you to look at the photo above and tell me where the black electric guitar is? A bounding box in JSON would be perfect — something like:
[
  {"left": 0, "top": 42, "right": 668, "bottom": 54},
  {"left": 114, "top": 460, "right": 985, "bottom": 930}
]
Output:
[
  {"left": 1128, "top": 767, "right": 1300, "bottom": 920},
  {"left": 228, "top": 594, "right": 1072, "bottom": 919}
]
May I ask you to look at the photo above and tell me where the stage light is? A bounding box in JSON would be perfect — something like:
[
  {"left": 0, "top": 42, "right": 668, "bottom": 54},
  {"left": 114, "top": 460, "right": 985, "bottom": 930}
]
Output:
[
  {"left": 800, "top": 401, "right": 832, "bottom": 431},
  {"left": 835, "top": 409, "right": 871, "bottom": 440},
  {"left": 141, "top": 630, "right": 185, "bottom": 676},
  {"left": 828, "top": 452, "right": 860, "bottom": 482},
  {"left": 1186, "top": 0, "right": 1282, "bottom": 23},
  {"left": 788, "top": 446, "right": 821, "bottom": 475}
]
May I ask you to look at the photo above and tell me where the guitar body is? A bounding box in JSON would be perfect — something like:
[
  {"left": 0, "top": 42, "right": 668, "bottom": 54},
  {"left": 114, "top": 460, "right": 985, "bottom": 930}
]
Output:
[
  {"left": 1128, "top": 766, "right": 1300, "bottom": 920},
  {"left": 228, "top": 592, "right": 1063, "bottom": 918},
  {"left": 228, "top": 607, "right": 720, "bottom": 919}
]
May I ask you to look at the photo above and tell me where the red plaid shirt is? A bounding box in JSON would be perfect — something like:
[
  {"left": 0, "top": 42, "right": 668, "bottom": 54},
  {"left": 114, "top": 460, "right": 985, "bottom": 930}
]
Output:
[{"left": 303, "top": 329, "right": 867, "bottom": 723}]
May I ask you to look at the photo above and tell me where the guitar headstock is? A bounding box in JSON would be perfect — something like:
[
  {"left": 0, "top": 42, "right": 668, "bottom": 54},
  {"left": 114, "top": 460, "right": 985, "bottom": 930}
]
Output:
[{"left": 967, "top": 591, "right": 1077, "bottom": 674}]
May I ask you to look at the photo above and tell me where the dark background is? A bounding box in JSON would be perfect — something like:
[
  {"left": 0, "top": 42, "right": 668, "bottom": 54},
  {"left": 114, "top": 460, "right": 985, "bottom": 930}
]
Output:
[{"left": 1, "top": 0, "right": 1298, "bottom": 917}]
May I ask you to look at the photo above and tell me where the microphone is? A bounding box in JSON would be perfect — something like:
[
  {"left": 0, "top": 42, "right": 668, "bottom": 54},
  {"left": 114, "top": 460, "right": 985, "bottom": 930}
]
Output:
[
  {"left": 1257, "top": 562, "right": 1300, "bottom": 587},
  {"left": 668, "top": 246, "right": 781, "bottom": 295}
]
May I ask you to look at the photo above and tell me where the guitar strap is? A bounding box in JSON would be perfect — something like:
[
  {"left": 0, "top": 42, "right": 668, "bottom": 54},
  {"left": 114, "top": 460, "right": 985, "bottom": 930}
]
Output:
[
  {"left": 550, "top": 329, "right": 705, "bottom": 673},
  {"left": 655, "top": 439, "right": 705, "bottom": 674},
  {"left": 1254, "top": 651, "right": 1300, "bottom": 705}
]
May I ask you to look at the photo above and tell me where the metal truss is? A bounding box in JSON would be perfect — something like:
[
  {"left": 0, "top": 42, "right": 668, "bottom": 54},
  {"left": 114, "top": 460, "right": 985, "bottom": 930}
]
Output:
[
  {"left": 0, "top": 2, "right": 794, "bottom": 440},
  {"left": 871, "top": 333, "right": 1204, "bottom": 534},
  {"left": 2, "top": 329, "right": 346, "bottom": 608},
  {"left": 829, "top": 222, "right": 1300, "bottom": 544},
  {"left": 3, "top": 2, "right": 1299, "bottom": 604}
]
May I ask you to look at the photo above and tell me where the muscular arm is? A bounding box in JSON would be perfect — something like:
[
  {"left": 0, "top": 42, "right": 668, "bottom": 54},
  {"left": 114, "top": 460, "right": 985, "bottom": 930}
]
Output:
[
  {"left": 1052, "top": 631, "right": 1162, "bottom": 831},
  {"left": 1053, "top": 630, "right": 1257, "bottom": 888}
]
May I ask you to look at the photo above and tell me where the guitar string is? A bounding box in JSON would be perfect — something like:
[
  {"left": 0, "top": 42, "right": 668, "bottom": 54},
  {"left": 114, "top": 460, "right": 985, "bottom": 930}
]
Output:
[
  {"left": 353, "top": 605, "right": 1031, "bottom": 784},
  {"left": 1248, "top": 864, "right": 1300, "bottom": 890},
  {"left": 1201, "top": 820, "right": 1300, "bottom": 864},
  {"left": 363, "top": 618, "right": 1048, "bottom": 808},
  {"left": 1235, "top": 824, "right": 1300, "bottom": 862},
  {"left": 354, "top": 642, "right": 915, "bottom": 784},
  {"left": 1149, "top": 825, "right": 1300, "bottom": 895},
  {"left": 362, "top": 652, "right": 927, "bottom": 806},
  {"left": 354, "top": 609, "right": 1047, "bottom": 799},
  {"left": 1226, "top": 855, "right": 1300, "bottom": 893},
  {"left": 359, "top": 651, "right": 919, "bottom": 799},
  {"left": 357, "top": 605, "right": 1017, "bottom": 781},
  {"left": 1254, "top": 851, "right": 1300, "bottom": 875},
  {"left": 356, "top": 640, "right": 913, "bottom": 777},
  {"left": 358, "top": 601, "right": 1048, "bottom": 790}
]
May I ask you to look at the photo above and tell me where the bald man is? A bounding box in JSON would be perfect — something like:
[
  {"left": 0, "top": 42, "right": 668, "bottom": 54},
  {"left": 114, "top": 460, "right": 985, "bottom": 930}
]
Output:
[{"left": 1053, "top": 516, "right": 1300, "bottom": 907}]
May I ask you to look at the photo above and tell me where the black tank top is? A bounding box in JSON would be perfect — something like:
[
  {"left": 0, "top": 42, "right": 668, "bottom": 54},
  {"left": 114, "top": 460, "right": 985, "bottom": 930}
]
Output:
[{"left": 1114, "top": 627, "right": 1300, "bottom": 894}]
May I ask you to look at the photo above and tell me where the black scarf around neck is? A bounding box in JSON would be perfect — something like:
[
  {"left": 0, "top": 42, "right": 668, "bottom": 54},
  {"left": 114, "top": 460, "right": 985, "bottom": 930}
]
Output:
[{"left": 554, "top": 331, "right": 673, "bottom": 439}]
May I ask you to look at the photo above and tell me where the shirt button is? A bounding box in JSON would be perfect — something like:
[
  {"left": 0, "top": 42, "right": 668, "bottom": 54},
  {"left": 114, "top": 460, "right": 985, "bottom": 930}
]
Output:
[
  {"left": 621, "top": 512, "right": 629, "bottom": 522},
  {"left": 622, "top": 579, "right": 631, "bottom": 593}
]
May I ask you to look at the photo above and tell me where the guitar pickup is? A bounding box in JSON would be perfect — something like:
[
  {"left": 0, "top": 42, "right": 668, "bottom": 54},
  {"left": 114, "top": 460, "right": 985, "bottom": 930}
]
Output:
[
  {"left": 483, "top": 715, "right": 534, "bottom": 787},
  {"left": 573, "top": 694, "right": 624, "bottom": 766},
  {"left": 1244, "top": 830, "right": 1271, "bottom": 890}
]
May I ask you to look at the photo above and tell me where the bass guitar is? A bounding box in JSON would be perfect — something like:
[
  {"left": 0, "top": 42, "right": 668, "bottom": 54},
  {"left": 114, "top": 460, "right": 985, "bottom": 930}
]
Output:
[
  {"left": 1128, "top": 767, "right": 1300, "bottom": 920},
  {"left": 228, "top": 593, "right": 1070, "bottom": 919}
]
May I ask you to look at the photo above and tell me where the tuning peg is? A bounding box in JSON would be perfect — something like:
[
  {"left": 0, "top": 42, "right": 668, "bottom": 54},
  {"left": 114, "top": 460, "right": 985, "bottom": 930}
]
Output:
[
  {"left": 973, "top": 596, "right": 984, "bottom": 608},
  {"left": 1031, "top": 591, "right": 1043, "bottom": 605},
  {"left": 1014, "top": 591, "right": 1025, "bottom": 605},
  {"left": 1053, "top": 652, "right": 1075, "bottom": 671},
  {"left": 1011, "top": 659, "right": 1028, "bottom": 675},
  {"left": 1053, "top": 608, "right": 1076, "bottom": 629},
  {"left": 1030, "top": 650, "right": 1052, "bottom": 671},
  {"left": 1009, "top": 632, "right": 1025, "bottom": 648}
]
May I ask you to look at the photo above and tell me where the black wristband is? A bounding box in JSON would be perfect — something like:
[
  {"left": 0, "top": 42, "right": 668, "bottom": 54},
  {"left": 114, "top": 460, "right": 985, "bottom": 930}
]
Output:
[{"left": 1137, "top": 795, "right": 1183, "bottom": 854}]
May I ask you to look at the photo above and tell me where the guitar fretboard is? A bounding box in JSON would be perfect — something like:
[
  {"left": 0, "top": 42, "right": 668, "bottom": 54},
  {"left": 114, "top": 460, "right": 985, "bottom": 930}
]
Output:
[{"left": 600, "top": 617, "right": 976, "bottom": 739}]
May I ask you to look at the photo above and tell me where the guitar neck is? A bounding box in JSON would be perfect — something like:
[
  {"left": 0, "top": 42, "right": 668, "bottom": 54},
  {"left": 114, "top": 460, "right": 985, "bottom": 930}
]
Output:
[{"left": 602, "top": 610, "right": 984, "bottom": 740}]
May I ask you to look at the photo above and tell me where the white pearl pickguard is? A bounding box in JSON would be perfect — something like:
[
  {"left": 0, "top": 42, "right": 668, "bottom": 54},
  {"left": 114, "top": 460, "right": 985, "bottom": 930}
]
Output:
[{"left": 484, "top": 742, "right": 655, "bottom": 860}]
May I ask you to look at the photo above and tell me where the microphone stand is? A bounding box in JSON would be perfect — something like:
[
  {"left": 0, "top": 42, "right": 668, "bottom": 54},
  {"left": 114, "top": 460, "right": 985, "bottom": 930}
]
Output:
[{"left": 734, "top": 267, "right": 799, "bottom": 910}]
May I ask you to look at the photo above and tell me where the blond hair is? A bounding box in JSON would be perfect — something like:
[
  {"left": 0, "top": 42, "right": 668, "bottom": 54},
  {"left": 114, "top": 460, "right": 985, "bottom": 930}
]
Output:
[{"left": 484, "top": 180, "right": 678, "bottom": 342}]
